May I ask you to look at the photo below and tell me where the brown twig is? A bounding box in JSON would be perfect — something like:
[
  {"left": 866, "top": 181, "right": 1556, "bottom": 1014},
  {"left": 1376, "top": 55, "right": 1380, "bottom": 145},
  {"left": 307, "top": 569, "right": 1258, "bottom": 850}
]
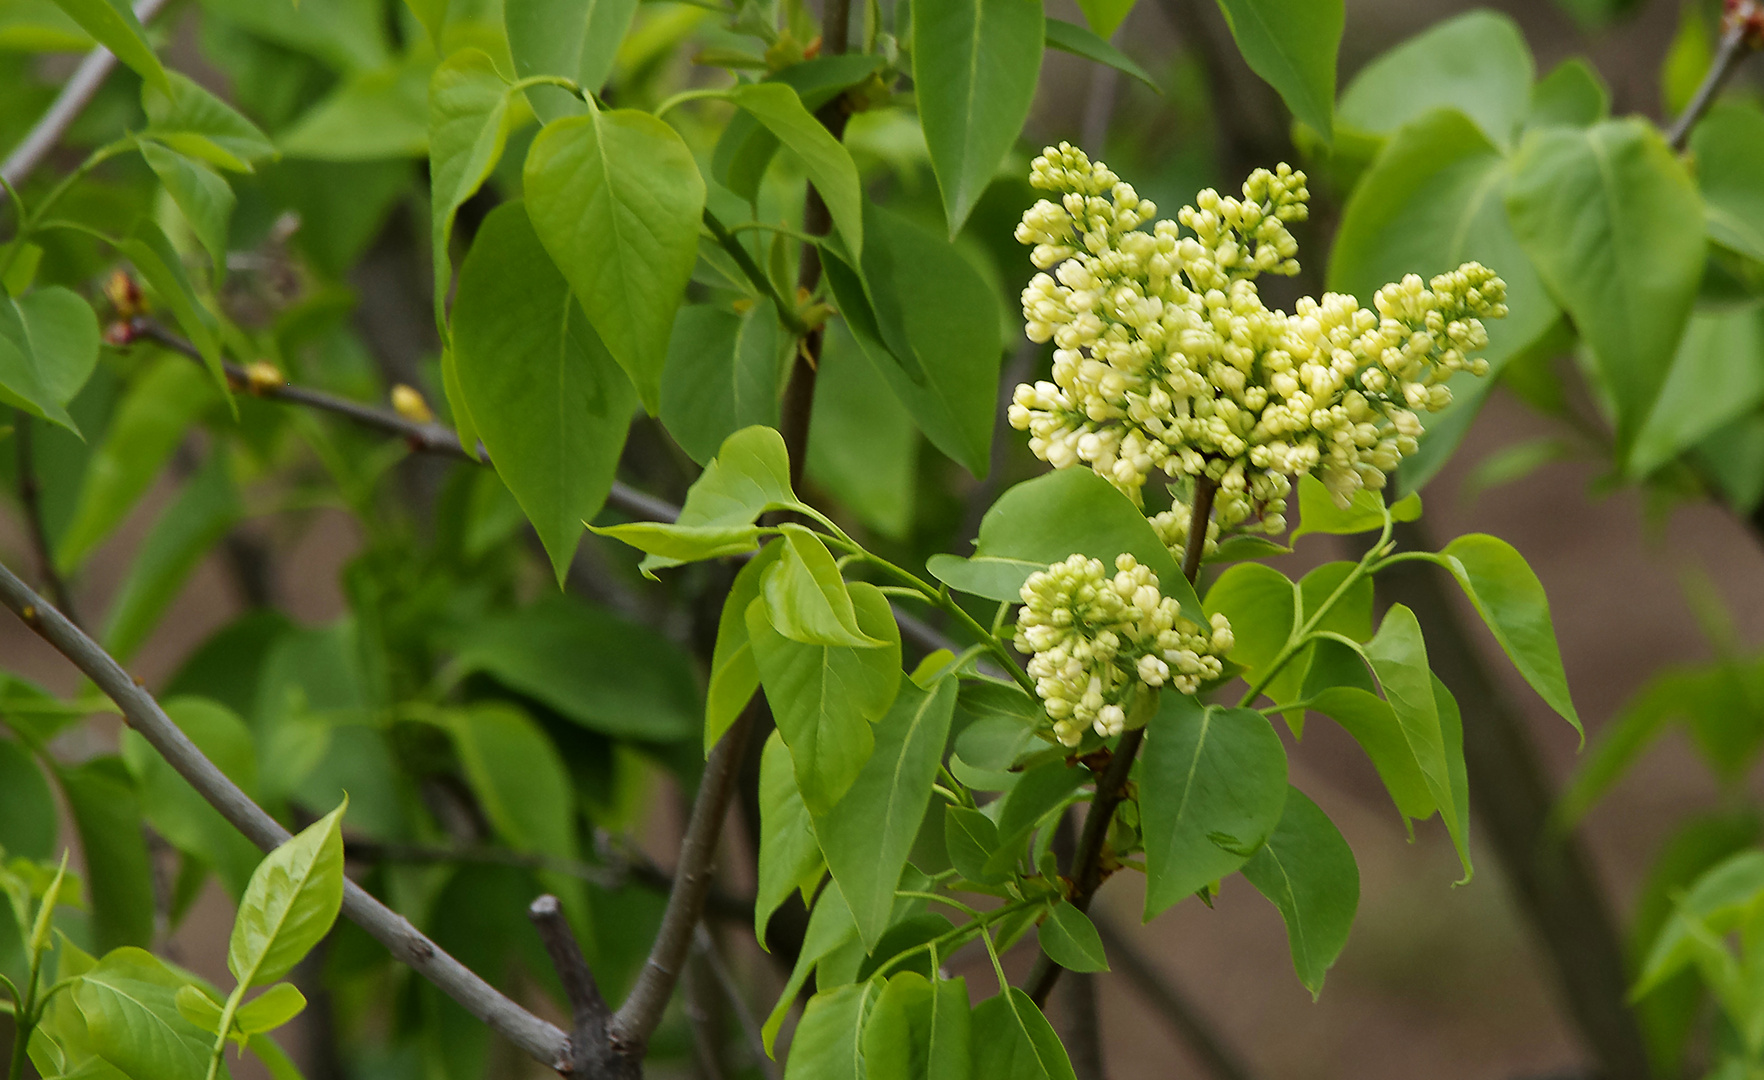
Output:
[
  {"left": 1666, "top": 0, "right": 1761, "bottom": 151},
  {"left": 1028, "top": 474, "right": 1219, "bottom": 1006},
  {"left": 530, "top": 895, "right": 634, "bottom": 1079},
  {"left": 12, "top": 415, "right": 80, "bottom": 627}
]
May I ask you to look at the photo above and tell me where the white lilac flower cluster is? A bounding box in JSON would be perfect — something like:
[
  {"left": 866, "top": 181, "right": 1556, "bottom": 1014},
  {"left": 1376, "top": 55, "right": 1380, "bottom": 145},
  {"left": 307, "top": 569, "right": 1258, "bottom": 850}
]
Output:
[
  {"left": 1008, "top": 143, "right": 1508, "bottom": 557},
  {"left": 1015, "top": 554, "right": 1233, "bottom": 747}
]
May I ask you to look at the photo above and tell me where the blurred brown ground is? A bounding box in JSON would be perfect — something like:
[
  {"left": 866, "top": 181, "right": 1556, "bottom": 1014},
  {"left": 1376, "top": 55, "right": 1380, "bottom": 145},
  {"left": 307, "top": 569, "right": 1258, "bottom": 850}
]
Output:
[{"left": 2, "top": 0, "right": 1756, "bottom": 1076}]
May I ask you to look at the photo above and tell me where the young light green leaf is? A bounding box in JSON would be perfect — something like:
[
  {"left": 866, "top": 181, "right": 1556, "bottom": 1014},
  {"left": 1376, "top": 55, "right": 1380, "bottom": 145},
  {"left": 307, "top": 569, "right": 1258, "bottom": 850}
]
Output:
[
  {"left": 175, "top": 984, "right": 226, "bottom": 1034},
  {"left": 451, "top": 201, "right": 638, "bottom": 581},
  {"left": 762, "top": 881, "right": 860, "bottom": 1053},
  {"left": 229, "top": 798, "right": 347, "bottom": 987},
  {"left": 722, "top": 82, "right": 862, "bottom": 256},
  {"left": 1044, "top": 17, "right": 1157, "bottom": 90},
  {"left": 139, "top": 140, "right": 234, "bottom": 271},
  {"left": 1632, "top": 304, "right": 1764, "bottom": 477},
  {"left": 930, "top": 468, "right": 1202, "bottom": 622},
  {"left": 1241, "top": 787, "right": 1359, "bottom": 997},
  {"left": 783, "top": 983, "right": 867, "bottom": 1080},
  {"left": 814, "top": 679, "right": 957, "bottom": 948},
  {"left": 118, "top": 220, "right": 228, "bottom": 396},
  {"left": 523, "top": 108, "right": 706, "bottom": 412},
  {"left": 1038, "top": 900, "right": 1108, "bottom": 973},
  {"left": 748, "top": 583, "right": 901, "bottom": 815},
  {"left": 232, "top": 983, "right": 306, "bottom": 1035},
  {"left": 49, "top": 0, "right": 167, "bottom": 91},
  {"left": 54, "top": 355, "right": 215, "bottom": 574},
  {"left": 1213, "top": 0, "right": 1342, "bottom": 138},
  {"left": 1363, "top": 605, "right": 1470, "bottom": 877},
  {"left": 822, "top": 206, "right": 1001, "bottom": 477},
  {"left": 430, "top": 48, "right": 513, "bottom": 332},
  {"left": 1141, "top": 696, "right": 1289, "bottom": 918},
  {"left": 0, "top": 286, "right": 100, "bottom": 434},
  {"left": 913, "top": 0, "right": 1043, "bottom": 234},
  {"left": 1690, "top": 102, "right": 1764, "bottom": 264},
  {"left": 1290, "top": 473, "right": 1420, "bottom": 541},
  {"left": 764, "top": 524, "right": 887, "bottom": 648},
  {"left": 142, "top": 71, "right": 276, "bottom": 173},
  {"left": 756, "top": 731, "right": 824, "bottom": 946},
  {"left": 972, "top": 988, "right": 1077, "bottom": 1080},
  {"left": 104, "top": 447, "right": 242, "bottom": 664},
  {"left": 1506, "top": 118, "right": 1705, "bottom": 459},
  {"left": 1308, "top": 686, "right": 1435, "bottom": 824},
  {"left": 74, "top": 948, "right": 212, "bottom": 1079},
  {"left": 1432, "top": 533, "right": 1581, "bottom": 738},
  {"left": 447, "top": 593, "right": 699, "bottom": 742},
  {"left": 707, "top": 541, "right": 784, "bottom": 752},
  {"left": 660, "top": 302, "right": 788, "bottom": 465},
  {"left": 1336, "top": 10, "right": 1531, "bottom": 148},
  {"left": 1202, "top": 562, "right": 1297, "bottom": 685},
  {"left": 506, "top": 0, "right": 639, "bottom": 120},
  {"left": 1636, "top": 850, "right": 1764, "bottom": 996}
]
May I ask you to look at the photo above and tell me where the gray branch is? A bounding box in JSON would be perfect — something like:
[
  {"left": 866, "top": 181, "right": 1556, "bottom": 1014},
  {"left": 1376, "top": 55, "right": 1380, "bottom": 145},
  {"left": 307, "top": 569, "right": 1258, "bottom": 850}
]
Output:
[
  {"left": 1666, "top": 1, "right": 1760, "bottom": 151},
  {"left": 0, "top": 558, "right": 573, "bottom": 1068},
  {"left": 0, "top": 0, "right": 171, "bottom": 188}
]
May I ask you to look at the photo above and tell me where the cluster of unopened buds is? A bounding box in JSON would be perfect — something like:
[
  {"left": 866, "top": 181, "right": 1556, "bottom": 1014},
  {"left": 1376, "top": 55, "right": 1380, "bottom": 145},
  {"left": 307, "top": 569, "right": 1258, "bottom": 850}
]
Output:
[
  {"left": 1015, "top": 554, "right": 1233, "bottom": 746},
  {"left": 1008, "top": 143, "right": 1508, "bottom": 560}
]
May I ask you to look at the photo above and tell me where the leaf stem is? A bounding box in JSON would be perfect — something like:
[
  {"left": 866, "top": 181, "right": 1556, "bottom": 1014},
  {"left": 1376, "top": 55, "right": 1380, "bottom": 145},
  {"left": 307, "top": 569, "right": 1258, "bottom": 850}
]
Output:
[
  {"left": 205, "top": 985, "right": 246, "bottom": 1080},
  {"left": 701, "top": 208, "right": 808, "bottom": 335}
]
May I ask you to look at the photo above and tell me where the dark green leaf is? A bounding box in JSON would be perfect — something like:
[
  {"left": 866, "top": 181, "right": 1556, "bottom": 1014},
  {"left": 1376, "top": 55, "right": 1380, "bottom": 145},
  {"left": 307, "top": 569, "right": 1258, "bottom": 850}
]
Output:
[
  {"left": 57, "top": 757, "right": 154, "bottom": 951},
  {"left": 1141, "top": 697, "right": 1288, "bottom": 918},
  {"left": 711, "top": 55, "right": 884, "bottom": 203},
  {"left": 1691, "top": 102, "right": 1764, "bottom": 264},
  {"left": 1433, "top": 534, "right": 1580, "bottom": 737},
  {"left": 277, "top": 53, "right": 431, "bottom": 160},
  {"left": 913, "top": 0, "right": 1043, "bottom": 234},
  {"left": 822, "top": 205, "right": 1001, "bottom": 476},
  {"left": 142, "top": 71, "right": 276, "bottom": 172},
  {"left": 229, "top": 798, "right": 347, "bottom": 986},
  {"left": 1506, "top": 118, "right": 1705, "bottom": 459},
  {"left": 660, "top": 302, "right": 787, "bottom": 465},
  {"left": 815, "top": 680, "right": 957, "bottom": 948},
  {"left": 1241, "top": 787, "right": 1359, "bottom": 996},
  {"left": 1525, "top": 58, "right": 1610, "bottom": 131},
  {"left": 1213, "top": 0, "right": 1342, "bottom": 138},
  {"left": 750, "top": 583, "right": 902, "bottom": 814},
  {"left": 952, "top": 682, "right": 1041, "bottom": 772},
  {"left": 756, "top": 731, "right": 825, "bottom": 945},
  {"left": 451, "top": 201, "right": 638, "bottom": 580},
  {"left": 806, "top": 321, "right": 920, "bottom": 539},
  {"left": 933, "top": 468, "right": 1200, "bottom": 619},
  {"left": 1044, "top": 17, "right": 1157, "bottom": 90},
  {"left": 1336, "top": 10, "right": 1531, "bottom": 148},
  {"left": 104, "top": 449, "right": 242, "bottom": 663},
  {"left": 1308, "top": 686, "right": 1434, "bottom": 823},
  {"left": 1037, "top": 900, "right": 1108, "bottom": 973},
  {"left": 0, "top": 739, "right": 55, "bottom": 861},
  {"left": 945, "top": 805, "right": 1006, "bottom": 884},
  {"left": 523, "top": 108, "right": 706, "bottom": 411},
  {"left": 55, "top": 355, "right": 214, "bottom": 572},
  {"left": 0, "top": 286, "right": 100, "bottom": 434},
  {"left": 506, "top": 0, "right": 639, "bottom": 120},
  {"left": 430, "top": 48, "right": 513, "bottom": 331},
  {"left": 447, "top": 593, "right": 700, "bottom": 742},
  {"left": 48, "top": 0, "right": 167, "bottom": 91},
  {"left": 971, "top": 988, "right": 1076, "bottom": 1080}
]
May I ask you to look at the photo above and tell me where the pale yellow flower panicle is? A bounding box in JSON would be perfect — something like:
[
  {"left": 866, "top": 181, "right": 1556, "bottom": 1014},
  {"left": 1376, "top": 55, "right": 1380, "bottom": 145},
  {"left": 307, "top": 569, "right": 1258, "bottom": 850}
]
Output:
[
  {"left": 1008, "top": 143, "right": 1509, "bottom": 561},
  {"left": 1015, "top": 554, "right": 1233, "bottom": 747}
]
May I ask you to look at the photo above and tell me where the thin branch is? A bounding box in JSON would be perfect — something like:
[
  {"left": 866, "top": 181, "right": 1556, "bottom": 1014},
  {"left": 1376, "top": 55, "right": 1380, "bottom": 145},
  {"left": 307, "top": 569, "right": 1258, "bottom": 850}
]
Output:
[
  {"left": 1028, "top": 474, "right": 1219, "bottom": 1007},
  {"left": 126, "top": 318, "right": 679, "bottom": 525},
  {"left": 692, "top": 925, "right": 779, "bottom": 1080},
  {"left": 610, "top": 707, "right": 755, "bottom": 1050},
  {"left": 529, "top": 895, "right": 634, "bottom": 1080},
  {"left": 12, "top": 415, "right": 81, "bottom": 628},
  {"left": 1092, "top": 916, "right": 1259, "bottom": 1080},
  {"left": 0, "top": 557, "right": 572, "bottom": 1068},
  {"left": 0, "top": 0, "right": 171, "bottom": 188},
  {"left": 1666, "top": 0, "right": 1760, "bottom": 151}
]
